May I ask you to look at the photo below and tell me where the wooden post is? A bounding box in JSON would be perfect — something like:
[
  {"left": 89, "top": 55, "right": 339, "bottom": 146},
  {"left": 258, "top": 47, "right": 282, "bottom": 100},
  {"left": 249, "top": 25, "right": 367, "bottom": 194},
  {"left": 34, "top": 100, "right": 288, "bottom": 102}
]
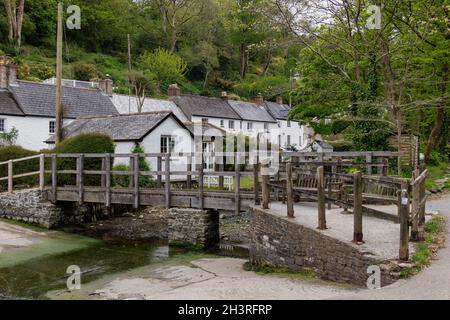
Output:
[
  {"left": 39, "top": 154, "right": 45, "bottom": 190},
  {"left": 198, "top": 157, "right": 204, "bottom": 210},
  {"left": 105, "top": 154, "right": 111, "bottom": 208},
  {"left": 157, "top": 156, "right": 162, "bottom": 188},
  {"left": 129, "top": 156, "right": 134, "bottom": 188},
  {"left": 186, "top": 155, "right": 192, "bottom": 189},
  {"left": 218, "top": 161, "right": 224, "bottom": 190},
  {"left": 165, "top": 154, "right": 171, "bottom": 209},
  {"left": 253, "top": 163, "right": 260, "bottom": 205},
  {"left": 7, "top": 160, "right": 13, "bottom": 193},
  {"left": 261, "top": 163, "right": 270, "bottom": 209},
  {"left": 235, "top": 153, "right": 241, "bottom": 215},
  {"left": 76, "top": 154, "right": 84, "bottom": 204},
  {"left": 410, "top": 169, "right": 420, "bottom": 241},
  {"left": 317, "top": 166, "right": 326, "bottom": 229},
  {"left": 55, "top": 2, "right": 63, "bottom": 144},
  {"left": 286, "top": 162, "right": 294, "bottom": 218},
  {"left": 51, "top": 154, "right": 57, "bottom": 201},
  {"left": 366, "top": 153, "right": 372, "bottom": 175},
  {"left": 101, "top": 158, "right": 106, "bottom": 187},
  {"left": 399, "top": 183, "right": 410, "bottom": 261},
  {"left": 327, "top": 180, "right": 332, "bottom": 210},
  {"left": 133, "top": 154, "right": 139, "bottom": 209},
  {"left": 418, "top": 174, "right": 426, "bottom": 241},
  {"left": 377, "top": 157, "right": 383, "bottom": 175},
  {"left": 353, "top": 171, "right": 363, "bottom": 242},
  {"left": 382, "top": 158, "right": 388, "bottom": 176}
]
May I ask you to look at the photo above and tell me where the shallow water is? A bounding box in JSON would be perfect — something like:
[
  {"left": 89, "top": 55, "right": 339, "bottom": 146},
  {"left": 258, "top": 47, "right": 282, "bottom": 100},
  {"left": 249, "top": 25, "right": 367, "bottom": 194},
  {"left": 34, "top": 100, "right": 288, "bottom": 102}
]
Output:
[{"left": 0, "top": 228, "right": 188, "bottom": 300}]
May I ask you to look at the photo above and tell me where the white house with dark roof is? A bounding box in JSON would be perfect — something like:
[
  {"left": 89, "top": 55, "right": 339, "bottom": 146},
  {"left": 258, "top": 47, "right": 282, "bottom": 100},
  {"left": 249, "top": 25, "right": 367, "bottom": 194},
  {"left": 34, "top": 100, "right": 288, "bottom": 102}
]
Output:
[{"left": 0, "top": 64, "right": 118, "bottom": 150}]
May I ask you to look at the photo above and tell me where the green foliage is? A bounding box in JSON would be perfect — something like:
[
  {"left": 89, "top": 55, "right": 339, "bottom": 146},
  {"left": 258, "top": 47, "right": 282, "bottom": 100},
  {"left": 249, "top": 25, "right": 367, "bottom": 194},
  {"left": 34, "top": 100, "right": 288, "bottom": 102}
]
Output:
[
  {"left": 112, "top": 164, "right": 130, "bottom": 188},
  {"left": 51, "top": 133, "right": 115, "bottom": 186},
  {"left": 0, "top": 127, "right": 19, "bottom": 145},
  {"left": 131, "top": 144, "right": 154, "bottom": 188},
  {"left": 0, "top": 146, "right": 39, "bottom": 190},
  {"left": 72, "top": 62, "right": 99, "bottom": 81},
  {"left": 139, "top": 48, "right": 187, "bottom": 94}
]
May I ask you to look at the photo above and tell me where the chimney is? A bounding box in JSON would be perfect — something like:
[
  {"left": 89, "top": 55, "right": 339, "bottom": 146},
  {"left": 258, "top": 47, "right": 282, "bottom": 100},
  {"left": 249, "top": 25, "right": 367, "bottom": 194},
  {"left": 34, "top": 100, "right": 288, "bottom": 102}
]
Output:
[
  {"left": 276, "top": 96, "right": 283, "bottom": 105},
  {"left": 98, "top": 77, "right": 113, "bottom": 97},
  {"left": 0, "top": 65, "right": 7, "bottom": 89},
  {"left": 0, "top": 64, "right": 18, "bottom": 89},
  {"left": 221, "top": 91, "right": 228, "bottom": 100},
  {"left": 7, "top": 64, "right": 17, "bottom": 86},
  {"left": 168, "top": 83, "right": 181, "bottom": 97},
  {"left": 253, "top": 93, "right": 264, "bottom": 105}
]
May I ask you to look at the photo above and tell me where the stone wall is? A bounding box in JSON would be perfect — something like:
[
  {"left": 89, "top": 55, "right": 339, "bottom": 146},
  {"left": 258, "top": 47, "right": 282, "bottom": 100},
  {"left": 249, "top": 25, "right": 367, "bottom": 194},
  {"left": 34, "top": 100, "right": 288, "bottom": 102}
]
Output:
[
  {"left": 249, "top": 207, "right": 399, "bottom": 286},
  {"left": 168, "top": 208, "right": 219, "bottom": 250},
  {"left": 0, "top": 189, "right": 62, "bottom": 228}
]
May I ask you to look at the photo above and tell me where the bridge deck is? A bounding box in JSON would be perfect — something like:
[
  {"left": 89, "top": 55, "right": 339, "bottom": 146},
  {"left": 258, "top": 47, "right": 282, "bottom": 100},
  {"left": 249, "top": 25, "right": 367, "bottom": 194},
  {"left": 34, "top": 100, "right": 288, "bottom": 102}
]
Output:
[{"left": 50, "top": 187, "right": 257, "bottom": 211}]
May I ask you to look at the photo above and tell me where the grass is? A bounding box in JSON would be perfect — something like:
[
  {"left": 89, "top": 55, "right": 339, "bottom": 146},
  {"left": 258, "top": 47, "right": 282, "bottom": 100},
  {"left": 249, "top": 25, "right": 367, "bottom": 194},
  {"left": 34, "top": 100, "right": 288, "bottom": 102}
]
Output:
[
  {"left": 400, "top": 215, "right": 446, "bottom": 277},
  {"left": 425, "top": 161, "right": 449, "bottom": 190}
]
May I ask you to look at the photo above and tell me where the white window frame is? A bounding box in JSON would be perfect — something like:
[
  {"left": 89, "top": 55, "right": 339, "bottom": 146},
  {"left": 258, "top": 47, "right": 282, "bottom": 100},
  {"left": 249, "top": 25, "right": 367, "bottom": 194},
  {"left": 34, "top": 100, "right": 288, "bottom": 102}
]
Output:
[
  {"left": 161, "top": 135, "right": 175, "bottom": 154},
  {"left": 287, "top": 120, "right": 291, "bottom": 127},
  {"left": 220, "top": 120, "right": 224, "bottom": 128},
  {"left": 49, "top": 120, "right": 55, "bottom": 134},
  {"left": 287, "top": 135, "right": 291, "bottom": 146},
  {"left": 0, "top": 118, "right": 5, "bottom": 132},
  {"left": 201, "top": 118, "right": 209, "bottom": 124},
  {"left": 228, "top": 120, "right": 235, "bottom": 130},
  {"left": 247, "top": 122, "right": 253, "bottom": 131}
]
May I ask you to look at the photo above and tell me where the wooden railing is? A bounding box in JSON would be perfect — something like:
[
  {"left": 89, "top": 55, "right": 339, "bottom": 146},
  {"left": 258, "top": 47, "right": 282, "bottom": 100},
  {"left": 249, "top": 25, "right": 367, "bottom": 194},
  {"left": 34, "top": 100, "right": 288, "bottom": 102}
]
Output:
[{"left": 0, "top": 154, "right": 45, "bottom": 192}]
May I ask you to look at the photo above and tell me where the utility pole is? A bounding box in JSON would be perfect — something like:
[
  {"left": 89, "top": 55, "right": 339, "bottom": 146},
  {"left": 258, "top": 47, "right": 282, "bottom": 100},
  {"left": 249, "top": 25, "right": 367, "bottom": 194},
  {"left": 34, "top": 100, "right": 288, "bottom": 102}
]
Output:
[
  {"left": 55, "top": 2, "right": 64, "bottom": 144},
  {"left": 127, "top": 34, "right": 132, "bottom": 114}
]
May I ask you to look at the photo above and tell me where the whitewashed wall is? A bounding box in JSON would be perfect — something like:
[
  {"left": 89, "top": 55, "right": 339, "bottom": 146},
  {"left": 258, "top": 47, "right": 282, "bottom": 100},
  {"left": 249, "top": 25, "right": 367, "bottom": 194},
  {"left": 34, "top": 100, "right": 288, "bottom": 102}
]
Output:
[{"left": 0, "top": 115, "right": 72, "bottom": 151}]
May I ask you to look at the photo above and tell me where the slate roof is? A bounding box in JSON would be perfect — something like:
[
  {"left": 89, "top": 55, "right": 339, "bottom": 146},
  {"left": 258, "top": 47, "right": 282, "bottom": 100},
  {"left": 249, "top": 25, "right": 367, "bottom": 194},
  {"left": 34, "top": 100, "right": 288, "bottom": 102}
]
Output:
[
  {"left": 6, "top": 81, "right": 118, "bottom": 118},
  {"left": 172, "top": 95, "right": 241, "bottom": 120},
  {"left": 0, "top": 91, "right": 23, "bottom": 115},
  {"left": 111, "top": 94, "right": 188, "bottom": 121},
  {"left": 183, "top": 121, "right": 226, "bottom": 136},
  {"left": 264, "top": 101, "right": 290, "bottom": 120},
  {"left": 228, "top": 100, "right": 276, "bottom": 123},
  {"left": 46, "top": 111, "right": 186, "bottom": 143}
]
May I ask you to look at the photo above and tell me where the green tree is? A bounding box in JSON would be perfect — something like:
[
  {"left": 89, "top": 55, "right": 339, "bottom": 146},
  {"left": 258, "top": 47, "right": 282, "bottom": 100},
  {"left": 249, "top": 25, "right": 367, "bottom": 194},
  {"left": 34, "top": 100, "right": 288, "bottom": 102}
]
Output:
[{"left": 139, "top": 47, "right": 187, "bottom": 94}]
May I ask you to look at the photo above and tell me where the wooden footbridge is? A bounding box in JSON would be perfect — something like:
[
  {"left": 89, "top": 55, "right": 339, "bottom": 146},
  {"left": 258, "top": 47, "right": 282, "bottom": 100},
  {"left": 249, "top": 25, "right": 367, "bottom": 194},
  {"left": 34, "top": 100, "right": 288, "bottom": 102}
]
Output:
[{"left": 1, "top": 150, "right": 428, "bottom": 260}]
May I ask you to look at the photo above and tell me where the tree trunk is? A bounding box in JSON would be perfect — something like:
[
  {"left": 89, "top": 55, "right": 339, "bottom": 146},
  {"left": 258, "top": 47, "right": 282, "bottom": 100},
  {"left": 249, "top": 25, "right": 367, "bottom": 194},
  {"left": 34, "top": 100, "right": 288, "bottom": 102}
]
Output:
[
  {"left": 424, "top": 62, "right": 449, "bottom": 162},
  {"left": 3, "top": 0, "right": 25, "bottom": 48}
]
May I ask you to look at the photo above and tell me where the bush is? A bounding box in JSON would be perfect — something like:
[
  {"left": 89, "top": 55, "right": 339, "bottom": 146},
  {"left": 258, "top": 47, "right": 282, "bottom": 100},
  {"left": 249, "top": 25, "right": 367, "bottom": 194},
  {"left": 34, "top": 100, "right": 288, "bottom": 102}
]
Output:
[
  {"left": 131, "top": 144, "right": 154, "bottom": 188},
  {"left": 112, "top": 164, "right": 130, "bottom": 187},
  {"left": 72, "top": 62, "right": 99, "bottom": 81},
  {"left": 51, "top": 133, "right": 115, "bottom": 186},
  {"left": 0, "top": 145, "right": 39, "bottom": 191}
]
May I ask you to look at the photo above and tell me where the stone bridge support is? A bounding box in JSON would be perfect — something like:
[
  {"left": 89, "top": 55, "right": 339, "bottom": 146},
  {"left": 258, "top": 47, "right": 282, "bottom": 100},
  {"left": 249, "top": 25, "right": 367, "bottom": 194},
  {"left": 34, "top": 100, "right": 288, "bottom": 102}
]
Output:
[{"left": 168, "top": 208, "right": 220, "bottom": 250}]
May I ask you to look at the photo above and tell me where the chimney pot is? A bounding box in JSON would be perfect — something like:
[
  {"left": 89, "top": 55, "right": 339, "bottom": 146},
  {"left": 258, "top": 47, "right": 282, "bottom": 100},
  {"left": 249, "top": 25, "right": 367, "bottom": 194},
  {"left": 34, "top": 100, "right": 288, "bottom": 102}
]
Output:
[
  {"left": 168, "top": 83, "right": 181, "bottom": 97},
  {"left": 253, "top": 93, "right": 264, "bottom": 105},
  {"left": 276, "top": 96, "right": 283, "bottom": 105},
  {"left": 7, "top": 64, "right": 17, "bottom": 86},
  {"left": 221, "top": 91, "right": 228, "bottom": 100}
]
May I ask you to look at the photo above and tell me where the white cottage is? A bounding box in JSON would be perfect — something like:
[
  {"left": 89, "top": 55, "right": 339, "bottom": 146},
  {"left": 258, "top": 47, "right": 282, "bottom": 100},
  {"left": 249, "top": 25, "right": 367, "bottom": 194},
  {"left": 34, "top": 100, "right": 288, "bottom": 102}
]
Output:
[{"left": 0, "top": 64, "right": 118, "bottom": 150}]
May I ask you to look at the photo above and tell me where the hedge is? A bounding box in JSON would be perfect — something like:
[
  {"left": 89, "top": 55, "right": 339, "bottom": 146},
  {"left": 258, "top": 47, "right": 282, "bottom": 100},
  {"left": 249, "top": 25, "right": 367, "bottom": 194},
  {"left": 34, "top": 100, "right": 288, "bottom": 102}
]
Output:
[
  {"left": 0, "top": 145, "right": 39, "bottom": 191},
  {"left": 50, "top": 133, "right": 115, "bottom": 186}
]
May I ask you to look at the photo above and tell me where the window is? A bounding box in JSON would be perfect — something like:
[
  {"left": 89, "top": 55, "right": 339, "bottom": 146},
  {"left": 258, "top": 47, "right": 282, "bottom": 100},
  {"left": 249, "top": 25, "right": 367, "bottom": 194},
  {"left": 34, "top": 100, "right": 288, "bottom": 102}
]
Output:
[
  {"left": 0, "top": 119, "right": 5, "bottom": 132},
  {"left": 201, "top": 118, "right": 209, "bottom": 124},
  {"left": 299, "top": 135, "right": 303, "bottom": 146},
  {"left": 160, "top": 136, "right": 175, "bottom": 153},
  {"left": 277, "top": 121, "right": 281, "bottom": 128},
  {"left": 278, "top": 135, "right": 281, "bottom": 147},
  {"left": 228, "top": 120, "right": 235, "bottom": 130},
  {"left": 264, "top": 123, "right": 269, "bottom": 131},
  {"left": 287, "top": 135, "right": 291, "bottom": 146},
  {"left": 247, "top": 122, "right": 253, "bottom": 131},
  {"left": 287, "top": 120, "right": 291, "bottom": 127},
  {"left": 220, "top": 120, "right": 224, "bottom": 128},
  {"left": 49, "top": 121, "right": 55, "bottom": 134}
]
